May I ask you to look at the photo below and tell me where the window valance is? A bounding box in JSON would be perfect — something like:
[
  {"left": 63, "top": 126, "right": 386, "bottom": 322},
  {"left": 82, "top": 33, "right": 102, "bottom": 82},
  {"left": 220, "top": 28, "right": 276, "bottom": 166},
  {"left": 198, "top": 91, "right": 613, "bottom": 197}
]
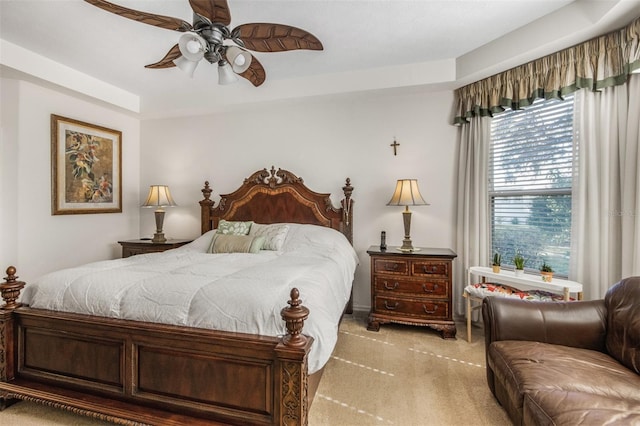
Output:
[{"left": 453, "top": 16, "right": 640, "bottom": 125}]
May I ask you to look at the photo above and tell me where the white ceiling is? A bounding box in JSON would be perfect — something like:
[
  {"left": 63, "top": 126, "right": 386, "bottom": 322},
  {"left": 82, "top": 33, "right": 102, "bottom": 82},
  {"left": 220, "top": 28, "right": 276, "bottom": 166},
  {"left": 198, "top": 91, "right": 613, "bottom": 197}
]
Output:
[{"left": 2, "top": 0, "right": 640, "bottom": 118}]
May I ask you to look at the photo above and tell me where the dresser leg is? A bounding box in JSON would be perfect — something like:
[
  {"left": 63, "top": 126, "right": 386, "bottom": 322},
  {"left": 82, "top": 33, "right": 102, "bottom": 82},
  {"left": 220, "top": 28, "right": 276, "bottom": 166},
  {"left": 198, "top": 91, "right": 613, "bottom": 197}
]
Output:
[
  {"left": 0, "top": 396, "right": 19, "bottom": 411},
  {"left": 439, "top": 324, "right": 457, "bottom": 339},
  {"left": 367, "top": 316, "right": 380, "bottom": 331}
]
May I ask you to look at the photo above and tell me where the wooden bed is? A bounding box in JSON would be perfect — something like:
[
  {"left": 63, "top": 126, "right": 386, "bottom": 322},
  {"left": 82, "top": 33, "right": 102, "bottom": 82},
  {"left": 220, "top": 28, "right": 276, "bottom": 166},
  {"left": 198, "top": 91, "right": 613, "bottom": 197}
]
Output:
[{"left": 0, "top": 167, "right": 354, "bottom": 425}]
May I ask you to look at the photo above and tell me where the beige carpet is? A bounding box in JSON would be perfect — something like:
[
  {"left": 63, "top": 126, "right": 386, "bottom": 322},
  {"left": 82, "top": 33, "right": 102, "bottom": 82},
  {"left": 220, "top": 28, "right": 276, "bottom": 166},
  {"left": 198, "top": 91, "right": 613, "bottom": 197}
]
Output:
[{"left": 0, "top": 317, "right": 509, "bottom": 425}]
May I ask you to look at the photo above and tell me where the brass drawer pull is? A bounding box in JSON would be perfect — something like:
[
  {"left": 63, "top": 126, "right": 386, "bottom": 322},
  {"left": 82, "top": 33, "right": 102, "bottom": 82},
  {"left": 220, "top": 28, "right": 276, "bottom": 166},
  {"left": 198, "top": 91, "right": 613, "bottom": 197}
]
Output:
[
  {"left": 423, "top": 265, "right": 439, "bottom": 274},
  {"left": 423, "top": 304, "right": 438, "bottom": 314},
  {"left": 383, "top": 281, "right": 399, "bottom": 290},
  {"left": 384, "top": 301, "right": 399, "bottom": 310},
  {"left": 422, "top": 283, "right": 438, "bottom": 293},
  {"left": 385, "top": 263, "right": 400, "bottom": 271}
]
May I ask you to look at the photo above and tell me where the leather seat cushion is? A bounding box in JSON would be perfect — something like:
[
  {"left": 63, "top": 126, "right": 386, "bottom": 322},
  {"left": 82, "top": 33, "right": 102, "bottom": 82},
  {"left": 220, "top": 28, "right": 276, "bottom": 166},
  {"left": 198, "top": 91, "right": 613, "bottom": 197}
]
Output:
[
  {"left": 523, "top": 389, "right": 640, "bottom": 426},
  {"left": 488, "top": 340, "right": 640, "bottom": 416}
]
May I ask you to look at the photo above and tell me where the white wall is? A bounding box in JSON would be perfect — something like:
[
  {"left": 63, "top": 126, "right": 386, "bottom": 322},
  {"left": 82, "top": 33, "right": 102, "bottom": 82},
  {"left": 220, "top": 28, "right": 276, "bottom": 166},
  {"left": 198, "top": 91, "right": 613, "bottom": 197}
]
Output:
[
  {"left": 140, "top": 90, "right": 458, "bottom": 311},
  {"left": 0, "top": 78, "right": 141, "bottom": 282},
  {"left": 0, "top": 79, "right": 20, "bottom": 272}
]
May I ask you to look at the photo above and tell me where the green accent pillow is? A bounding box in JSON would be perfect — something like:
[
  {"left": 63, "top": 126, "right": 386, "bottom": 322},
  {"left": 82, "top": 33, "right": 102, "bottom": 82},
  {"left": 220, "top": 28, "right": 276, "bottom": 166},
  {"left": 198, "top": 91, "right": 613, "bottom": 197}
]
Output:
[
  {"left": 216, "top": 219, "right": 253, "bottom": 235},
  {"left": 207, "top": 234, "right": 265, "bottom": 254},
  {"left": 249, "top": 223, "right": 290, "bottom": 251}
]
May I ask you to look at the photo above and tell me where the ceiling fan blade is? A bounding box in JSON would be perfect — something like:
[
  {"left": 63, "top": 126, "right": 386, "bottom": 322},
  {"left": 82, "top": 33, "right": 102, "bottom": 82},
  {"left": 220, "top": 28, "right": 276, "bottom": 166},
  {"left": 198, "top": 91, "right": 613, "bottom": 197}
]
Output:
[
  {"left": 145, "top": 44, "right": 181, "bottom": 69},
  {"left": 234, "top": 23, "right": 323, "bottom": 52},
  {"left": 238, "top": 55, "right": 266, "bottom": 87},
  {"left": 189, "top": 0, "right": 231, "bottom": 26},
  {"left": 84, "top": 0, "right": 192, "bottom": 32}
]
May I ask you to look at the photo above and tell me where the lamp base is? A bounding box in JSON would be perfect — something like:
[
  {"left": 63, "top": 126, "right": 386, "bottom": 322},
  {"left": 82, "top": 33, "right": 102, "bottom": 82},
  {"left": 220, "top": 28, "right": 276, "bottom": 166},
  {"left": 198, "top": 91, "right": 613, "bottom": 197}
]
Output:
[
  {"left": 398, "top": 238, "right": 420, "bottom": 252},
  {"left": 151, "top": 232, "right": 166, "bottom": 243},
  {"left": 152, "top": 210, "right": 167, "bottom": 243},
  {"left": 400, "top": 209, "right": 417, "bottom": 252}
]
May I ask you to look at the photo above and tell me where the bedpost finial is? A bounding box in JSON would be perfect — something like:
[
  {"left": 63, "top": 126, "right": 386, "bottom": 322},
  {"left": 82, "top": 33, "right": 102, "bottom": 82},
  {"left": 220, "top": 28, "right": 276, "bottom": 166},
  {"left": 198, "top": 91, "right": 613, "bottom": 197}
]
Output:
[
  {"left": 281, "top": 288, "right": 309, "bottom": 348},
  {"left": 343, "top": 178, "right": 353, "bottom": 197},
  {"left": 202, "top": 181, "right": 212, "bottom": 200},
  {"left": 1, "top": 266, "right": 25, "bottom": 310},
  {"left": 5, "top": 266, "right": 16, "bottom": 281},
  {"left": 342, "top": 178, "right": 354, "bottom": 232},
  {"left": 289, "top": 288, "right": 300, "bottom": 305}
]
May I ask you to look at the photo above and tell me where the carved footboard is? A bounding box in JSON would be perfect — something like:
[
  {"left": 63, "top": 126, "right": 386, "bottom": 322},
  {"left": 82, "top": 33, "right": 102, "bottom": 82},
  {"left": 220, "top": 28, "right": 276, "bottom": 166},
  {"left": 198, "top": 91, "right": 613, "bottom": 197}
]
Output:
[{"left": 0, "top": 268, "right": 313, "bottom": 425}]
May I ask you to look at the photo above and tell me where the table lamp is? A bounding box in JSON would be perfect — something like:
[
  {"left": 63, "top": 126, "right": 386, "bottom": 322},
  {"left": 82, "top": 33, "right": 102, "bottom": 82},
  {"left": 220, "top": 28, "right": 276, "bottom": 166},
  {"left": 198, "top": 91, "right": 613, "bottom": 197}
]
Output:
[
  {"left": 142, "top": 185, "right": 177, "bottom": 243},
  {"left": 387, "top": 179, "right": 429, "bottom": 252}
]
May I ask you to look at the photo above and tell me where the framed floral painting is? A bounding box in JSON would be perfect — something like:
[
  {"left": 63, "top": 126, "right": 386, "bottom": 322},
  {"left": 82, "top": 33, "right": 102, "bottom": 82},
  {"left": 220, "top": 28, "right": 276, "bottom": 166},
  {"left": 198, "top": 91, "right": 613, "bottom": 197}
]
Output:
[{"left": 51, "top": 115, "right": 122, "bottom": 215}]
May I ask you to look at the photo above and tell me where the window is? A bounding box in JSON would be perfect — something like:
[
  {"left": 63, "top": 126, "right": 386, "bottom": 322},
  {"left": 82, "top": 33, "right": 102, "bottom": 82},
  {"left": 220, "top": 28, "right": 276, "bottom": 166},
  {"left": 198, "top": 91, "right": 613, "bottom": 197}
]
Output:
[{"left": 489, "top": 95, "right": 575, "bottom": 276}]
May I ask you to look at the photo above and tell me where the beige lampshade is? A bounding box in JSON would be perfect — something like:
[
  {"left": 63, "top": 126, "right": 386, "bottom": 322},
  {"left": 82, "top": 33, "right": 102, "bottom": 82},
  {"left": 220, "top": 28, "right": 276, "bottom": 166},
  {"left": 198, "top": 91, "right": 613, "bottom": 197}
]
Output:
[
  {"left": 142, "top": 185, "right": 177, "bottom": 208},
  {"left": 386, "top": 179, "right": 429, "bottom": 206}
]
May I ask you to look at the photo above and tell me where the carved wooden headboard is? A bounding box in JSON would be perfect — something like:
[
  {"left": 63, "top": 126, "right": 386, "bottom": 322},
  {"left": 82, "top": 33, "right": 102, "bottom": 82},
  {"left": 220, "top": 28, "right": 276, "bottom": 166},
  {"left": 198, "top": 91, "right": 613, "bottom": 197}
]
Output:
[{"left": 199, "top": 167, "right": 354, "bottom": 244}]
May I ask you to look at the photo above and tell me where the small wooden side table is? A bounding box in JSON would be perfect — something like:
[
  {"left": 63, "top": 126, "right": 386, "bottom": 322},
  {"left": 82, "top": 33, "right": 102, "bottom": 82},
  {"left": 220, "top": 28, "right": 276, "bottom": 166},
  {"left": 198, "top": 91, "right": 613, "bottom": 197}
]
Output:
[
  {"left": 117, "top": 239, "right": 192, "bottom": 258},
  {"left": 464, "top": 266, "right": 583, "bottom": 342},
  {"left": 367, "top": 246, "right": 457, "bottom": 339}
]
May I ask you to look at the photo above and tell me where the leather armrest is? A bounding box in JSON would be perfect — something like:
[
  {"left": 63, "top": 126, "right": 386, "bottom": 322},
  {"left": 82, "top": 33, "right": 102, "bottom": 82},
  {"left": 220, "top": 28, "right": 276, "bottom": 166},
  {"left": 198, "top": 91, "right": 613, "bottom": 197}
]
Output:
[{"left": 482, "top": 297, "right": 607, "bottom": 353}]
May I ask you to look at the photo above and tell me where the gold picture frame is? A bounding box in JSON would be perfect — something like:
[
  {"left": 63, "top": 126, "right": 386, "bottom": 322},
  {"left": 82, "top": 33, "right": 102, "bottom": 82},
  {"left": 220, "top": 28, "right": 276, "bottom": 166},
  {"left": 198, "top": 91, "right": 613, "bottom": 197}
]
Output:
[{"left": 51, "top": 114, "right": 122, "bottom": 215}]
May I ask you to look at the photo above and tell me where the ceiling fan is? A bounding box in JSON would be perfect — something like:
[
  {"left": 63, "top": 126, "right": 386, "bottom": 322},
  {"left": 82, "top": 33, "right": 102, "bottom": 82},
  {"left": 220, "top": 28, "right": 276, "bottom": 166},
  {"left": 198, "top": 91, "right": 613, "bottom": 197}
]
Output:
[{"left": 84, "top": 0, "right": 323, "bottom": 86}]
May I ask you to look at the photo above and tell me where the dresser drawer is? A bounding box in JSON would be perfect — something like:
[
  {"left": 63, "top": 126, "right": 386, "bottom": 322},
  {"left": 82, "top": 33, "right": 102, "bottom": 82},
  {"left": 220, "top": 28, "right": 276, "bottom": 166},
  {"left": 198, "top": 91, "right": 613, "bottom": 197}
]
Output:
[
  {"left": 373, "top": 296, "right": 450, "bottom": 320},
  {"left": 411, "top": 261, "right": 449, "bottom": 278},
  {"left": 118, "top": 239, "right": 193, "bottom": 258},
  {"left": 123, "top": 246, "right": 166, "bottom": 257},
  {"left": 373, "top": 276, "right": 449, "bottom": 298},
  {"left": 374, "top": 259, "right": 409, "bottom": 275}
]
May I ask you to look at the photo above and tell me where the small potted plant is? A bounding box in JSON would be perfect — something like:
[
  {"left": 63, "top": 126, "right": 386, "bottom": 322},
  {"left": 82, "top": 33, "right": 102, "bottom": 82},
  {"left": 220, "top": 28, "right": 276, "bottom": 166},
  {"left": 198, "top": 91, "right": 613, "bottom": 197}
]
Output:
[
  {"left": 492, "top": 252, "right": 501, "bottom": 273},
  {"left": 540, "top": 260, "right": 554, "bottom": 282},
  {"left": 513, "top": 251, "right": 526, "bottom": 277}
]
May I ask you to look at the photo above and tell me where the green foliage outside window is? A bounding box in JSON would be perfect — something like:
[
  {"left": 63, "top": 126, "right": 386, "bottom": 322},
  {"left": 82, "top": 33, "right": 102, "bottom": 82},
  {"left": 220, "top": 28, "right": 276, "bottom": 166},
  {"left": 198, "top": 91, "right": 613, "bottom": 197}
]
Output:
[{"left": 490, "top": 95, "right": 574, "bottom": 277}]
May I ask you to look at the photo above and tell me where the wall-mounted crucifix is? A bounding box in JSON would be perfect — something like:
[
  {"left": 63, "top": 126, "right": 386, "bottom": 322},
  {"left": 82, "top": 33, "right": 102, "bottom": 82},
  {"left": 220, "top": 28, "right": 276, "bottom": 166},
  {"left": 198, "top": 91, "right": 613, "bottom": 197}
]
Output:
[{"left": 390, "top": 138, "right": 400, "bottom": 156}]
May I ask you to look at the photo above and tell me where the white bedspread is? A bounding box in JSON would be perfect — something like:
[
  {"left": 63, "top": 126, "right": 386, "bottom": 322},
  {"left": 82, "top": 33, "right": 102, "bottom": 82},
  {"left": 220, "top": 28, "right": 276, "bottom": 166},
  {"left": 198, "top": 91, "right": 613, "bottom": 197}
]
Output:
[{"left": 21, "top": 224, "right": 358, "bottom": 374}]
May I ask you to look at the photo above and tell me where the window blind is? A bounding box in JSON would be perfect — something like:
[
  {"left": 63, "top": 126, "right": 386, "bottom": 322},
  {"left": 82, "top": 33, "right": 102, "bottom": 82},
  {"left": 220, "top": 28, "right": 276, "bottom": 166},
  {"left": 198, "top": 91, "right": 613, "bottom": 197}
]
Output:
[{"left": 489, "top": 95, "right": 575, "bottom": 276}]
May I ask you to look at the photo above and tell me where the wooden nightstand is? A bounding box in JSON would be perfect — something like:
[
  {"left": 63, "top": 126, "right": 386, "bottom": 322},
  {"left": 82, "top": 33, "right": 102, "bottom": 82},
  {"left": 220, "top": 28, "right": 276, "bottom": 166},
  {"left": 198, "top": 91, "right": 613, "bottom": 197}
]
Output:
[
  {"left": 367, "top": 245, "right": 457, "bottom": 339},
  {"left": 118, "top": 239, "right": 193, "bottom": 258}
]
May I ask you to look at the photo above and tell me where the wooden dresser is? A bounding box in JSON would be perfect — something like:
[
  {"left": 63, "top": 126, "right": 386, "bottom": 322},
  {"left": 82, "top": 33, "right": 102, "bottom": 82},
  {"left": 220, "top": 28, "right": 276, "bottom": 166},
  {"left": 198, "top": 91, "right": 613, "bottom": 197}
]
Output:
[
  {"left": 367, "top": 246, "right": 457, "bottom": 338},
  {"left": 117, "top": 239, "right": 192, "bottom": 258}
]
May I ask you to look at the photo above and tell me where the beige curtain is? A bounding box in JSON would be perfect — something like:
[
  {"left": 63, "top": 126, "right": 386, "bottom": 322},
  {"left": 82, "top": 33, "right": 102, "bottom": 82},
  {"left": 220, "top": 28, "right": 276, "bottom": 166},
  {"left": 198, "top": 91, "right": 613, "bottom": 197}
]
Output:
[
  {"left": 454, "top": 16, "right": 640, "bottom": 125},
  {"left": 571, "top": 75, "right": 640, "bottom": 298},
  {"left": 454, "top": 116, "right": 491, "bottom": 317}
]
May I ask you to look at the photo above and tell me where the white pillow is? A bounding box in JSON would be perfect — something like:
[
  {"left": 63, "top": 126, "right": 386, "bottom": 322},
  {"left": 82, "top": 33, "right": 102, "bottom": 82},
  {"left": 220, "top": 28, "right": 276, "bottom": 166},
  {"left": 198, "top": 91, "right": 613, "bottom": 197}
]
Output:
[{"left": 249, "top": 223, "right": 290, "bottom": 251}]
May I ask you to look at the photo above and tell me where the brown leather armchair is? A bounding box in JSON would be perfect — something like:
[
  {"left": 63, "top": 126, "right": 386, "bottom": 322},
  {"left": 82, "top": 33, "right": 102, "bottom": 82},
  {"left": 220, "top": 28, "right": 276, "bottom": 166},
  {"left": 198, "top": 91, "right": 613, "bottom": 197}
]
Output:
[{"left": 482, "top": 276, "right": 640, "bottom": 425}]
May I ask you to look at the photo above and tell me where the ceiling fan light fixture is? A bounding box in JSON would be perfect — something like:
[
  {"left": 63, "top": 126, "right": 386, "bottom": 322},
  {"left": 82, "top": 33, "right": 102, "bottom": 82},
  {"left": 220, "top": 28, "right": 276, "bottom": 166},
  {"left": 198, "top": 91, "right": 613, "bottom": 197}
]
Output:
[
  {"left": 173, "top": 56, "right": 199, "bottom": 78},
  {"left": 185, "top": 39, "right": 202, "bottom": 54},
  {"left": 226, "top": 46, "right": 252, "bottom": 73},
  {"left": 84, "top": 0, "right": 323, "bottom": 88},
  {"left": 217, "top": 60, "right": 238, "bottom": 85},
  {"left": 177, "top": 32, "right": 207, "bottom": 61}
]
